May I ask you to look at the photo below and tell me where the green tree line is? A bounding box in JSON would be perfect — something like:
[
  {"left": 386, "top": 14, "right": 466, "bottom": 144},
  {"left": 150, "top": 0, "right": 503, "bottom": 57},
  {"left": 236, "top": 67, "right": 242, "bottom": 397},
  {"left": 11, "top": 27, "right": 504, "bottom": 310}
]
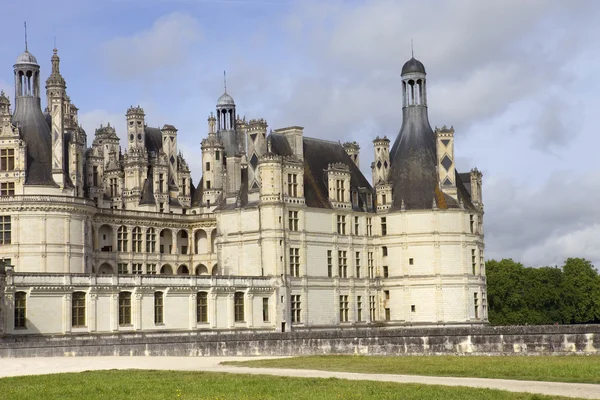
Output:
[{"left": 486, "top": 258, "right": 600, "bottom": 325}]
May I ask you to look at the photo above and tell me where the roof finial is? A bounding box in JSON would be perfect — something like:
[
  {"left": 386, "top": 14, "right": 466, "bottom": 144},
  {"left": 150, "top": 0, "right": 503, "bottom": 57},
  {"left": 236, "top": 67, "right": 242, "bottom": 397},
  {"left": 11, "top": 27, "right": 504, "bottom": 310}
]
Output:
[
  {"left": 224, "top": 70, "right": 227, "bottom": 93},
  {"left": 411, "top": 38, "right": 414, "bottom": 58},
  {"left": 24, "top": 21, "right": 28, "bottom": 51},
  {"left": 54, "top": 36, "right": 56, "bottom": 50}
]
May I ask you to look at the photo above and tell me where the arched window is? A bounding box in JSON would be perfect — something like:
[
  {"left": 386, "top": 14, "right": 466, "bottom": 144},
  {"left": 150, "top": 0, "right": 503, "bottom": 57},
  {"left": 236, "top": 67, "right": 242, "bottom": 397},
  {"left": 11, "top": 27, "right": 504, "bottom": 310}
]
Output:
[
  {"left": 154, "top": 292, "right": 164, "bottom": 324},
  {"left": 146, "top": 228, "right": 156, "bottom": 253},
  {"left": 72, "top": 292, "right": 86, "bottom": 327},
  {"left": 14, "top": 291, "right": 27, "bottom": 329},
  {"left": 132, "top": 227, "right": 142, "bottom": 253},
  {"left": 234, "top": 292, "right": 245, "bottom": 322},
  {"left": 160, "top": 264, "right": 173, "bottom": 275},
  {"left": 177, "top": 265, "right": 189, "bottom": 275},
  {"left": 117, "top": 226, "right": 128, "bottom": 252},
  {"left": 195, "top": 264, "right": 208, "bottom": 276},
  {"left": 197, "top": 292, "right": 208, "bottom": 323},
  {"left": 118, "top": 292, "right": 132, "bottom": 326}
]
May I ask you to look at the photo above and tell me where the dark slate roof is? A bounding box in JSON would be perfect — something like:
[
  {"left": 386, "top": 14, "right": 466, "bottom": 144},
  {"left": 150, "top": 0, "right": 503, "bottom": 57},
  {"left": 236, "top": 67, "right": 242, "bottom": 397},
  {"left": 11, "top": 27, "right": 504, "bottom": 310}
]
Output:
[
  {"left": 12, "top": 97, "right": 57, "bottom": 186},
  {"left": 169, "top": 197, "right": 182, "bottom": 207},
  {"left": 269, "top": 133, "right": 293, "bottom": 156},
  {"left": 401, "top": 57, "right": 426, "bottom": 75},
  {"left": 145, "top": 126, "right": 162, "bottom": 154},
  {"left": 302, "top": 137, "right": 373, "bottom": 210},
  {"left": 455, "top": 170, "right": 475, "bottom": 210},
  {"left": 139, "top": 178, "right": 156, "bottom": 205},
  {"left": 459, "top": 172, "right": 471, "bottom": 195},
  {"left": 191, "top": 180, "right": 203, "bottom": 207}
]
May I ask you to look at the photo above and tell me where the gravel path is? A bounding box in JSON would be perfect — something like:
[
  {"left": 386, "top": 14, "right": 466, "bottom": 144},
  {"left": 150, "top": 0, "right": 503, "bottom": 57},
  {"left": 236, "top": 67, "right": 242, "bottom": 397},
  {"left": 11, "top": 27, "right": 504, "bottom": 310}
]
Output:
[{"left": 1, "top": 356, "right": 599, "bottom": 399}]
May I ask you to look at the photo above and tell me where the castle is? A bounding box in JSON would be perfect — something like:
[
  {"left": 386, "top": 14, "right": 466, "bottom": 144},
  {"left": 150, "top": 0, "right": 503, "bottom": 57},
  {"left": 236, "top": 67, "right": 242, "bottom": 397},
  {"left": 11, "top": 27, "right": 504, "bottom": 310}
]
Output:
[{"left": 0, "top": 44, "right": 486, "bottom": 336}]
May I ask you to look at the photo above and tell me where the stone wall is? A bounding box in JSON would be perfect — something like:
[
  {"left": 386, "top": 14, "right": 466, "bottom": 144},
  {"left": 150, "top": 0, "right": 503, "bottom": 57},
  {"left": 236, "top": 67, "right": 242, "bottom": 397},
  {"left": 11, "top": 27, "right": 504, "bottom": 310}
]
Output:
[{"left": 1, "top": 324, "right": 598, "bottom": 358}]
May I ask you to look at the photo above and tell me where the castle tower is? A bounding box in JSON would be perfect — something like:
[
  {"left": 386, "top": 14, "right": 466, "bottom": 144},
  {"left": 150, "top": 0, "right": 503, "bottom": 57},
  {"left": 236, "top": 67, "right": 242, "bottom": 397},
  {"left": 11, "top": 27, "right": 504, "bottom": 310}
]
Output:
[
  {"left": 246, "top": 118, "right": 268, "bottom": 191},
  {"left": 124, "top": 106, "right": 148, "bottom": 209},
  {"left": 126, "top": 106, "right": 145, "bottom": 152},
  {"left": 216, "top": 79, "right": 237, "bottom": 156},
  {"left": 45, "top": 48, "right": 67, "bottom": 187},
  {"left": 201, "top": 112, "right": 224, "bottom": 208},
  {"left": 343, "top": 141, "right": 360, "bottom": 168},
  {"left": 0, "top": 91, "right": 10, "bottom": 123},
  {"left": 436, "top": 125, "right": 457, "bottom": 200},
  {"left": 161, "top": 124, "right": 179, "bottom": 193},
  {"left": 371, "top": 136, "right": 390, "bottom": 184}
]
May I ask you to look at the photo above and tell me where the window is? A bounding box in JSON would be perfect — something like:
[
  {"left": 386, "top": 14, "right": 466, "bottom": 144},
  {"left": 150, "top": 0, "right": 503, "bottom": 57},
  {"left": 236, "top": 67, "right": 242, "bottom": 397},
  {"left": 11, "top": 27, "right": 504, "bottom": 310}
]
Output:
[
  {"left": 411, "top": 305, "right": 416, "bottom": 313},
  {"left": 480, "top": 250, "right": 485, "bottom": 275},
  {"left": 327, "top": 250, "right": 332, "bottom": 278},
  {"left": 215, "top": 151, "right": 220, "bottom": 161},
  {"left": 118, "top": 292, "right": 132, "bottom": 326},
  {"left": 117, "top": 263, "right": 128, "bottom": 275},
  {"left": 287, "top": 173, "right": 298, "bottom": 197},
  {"left": 117, "top": 226, "right": 128, "bottom": 252},
  {"left": 154, "top": 292, "right": 164, "bottom": 324},
  {"left": 382, "top": 194, "right": 387, "bottom": 204},
  {"left": 197, "top": 292, "right": 208, "bottom": 323},
  {"left": 205, "top": 161, "right": 211, "bottom": 171},
  {"left": 182, "top": 179, "right": 187, "bottom": 196},
  {"left": 383, "top": 266, "right": 389, "bottom": 278},
  {"left": 470, "top": 214, "right": 474, "bottom": 233},
  {"left": 382, "top": 246, "right": 388, "bottom": 257},
  {"left": 474, "top": 292, "right": 479, "bottom": 319},
  {"left": 369, "top": 295, "right": 376, "bottom": 321},
  {"left": 206, "top": 180, "right": 211, "bottom": 189},
  {"left": 132, "top": 227, "right": 142, "bottom": 253},
  {"left": 381, "top": 217, "right": 387, "bottom": 236},
  {"left": 335, "top": 179, "right": 345, "bottom": 202},
  {"left": 289, "top": 248, "right": 300, "bottom": 277},
  {"left": 146, "top": 264, "right": 156, "bottom": 275},
  {"left": 384, "top": 290, "right": 390, "bottom": 300},
  {"left": 146, "top": 228, "right": 156, "bottom": 253},
  {"left": 159, "top": 202, "right": 164, "bottom": 213},
  {"left": 366, "top": 217, "right": 372, "bottom": 236},
  {"left": 409, "top": 258, "right": 414, "bottom": 266},
  {"left": 72, "top": 292, "right": 86, "bottom": 327},
  {"left": 0, "top": 149, "right": 15, "bottom": 171},
  {"left": 385, "top": 308, "right": 391, "bottom": 321},
  {"left": 339, "top": 295, "right": 349, "bottom": 322},
  {"left": 92, "top": 165, "right": 98, "bottom": 186},
  {"left": 0, "top": 216, "right": 11, "bottom": 244},
  {"left": 368, "top": 252, "right": 374, "bottom": 278},
  {"left": 355, "top": 252, "right": 361, "bottom": 278},
  {"left": 159, "top": 174, "right": 164, "bottom": 193},
  {"left": 0, "top": 182, "right": 15, "bottom": 196},
  {"left": 336, "top": 215, "right": 346, "bottom": 235},
  {"left": 472, "top": 249, "right": 477, "bottom": 275},
  {"left": 482, "top": 292, "right": 487, "bottom": 318},
  {"left": 262, "top": 298, "right": 269, "bottom": 322},
  {"left": 288, "top": 210, "right": 299, "bottom": 231},
  {"left": 14, "top": 291, "right": 26, "bottom": 329},
  {"left": 234, "top": 292, "right": 245, "bottom": 322},
  {"left": 357, "top": 296, "right": 363, "bottom": 322},
  {"left": 132, "top": 263, "right": 143, "bottom": 275},
  {"left": 338, "top": 250, "right": 347, "bottom": 278},
  {"left": 110, "top": 178, "right": 118, "bottom": 197},
  {"left": 291, "top": 294, "right": 301, "bottom": 323},
  {"left": 354, "top": 216, "right": 359, "bottom": 235}
]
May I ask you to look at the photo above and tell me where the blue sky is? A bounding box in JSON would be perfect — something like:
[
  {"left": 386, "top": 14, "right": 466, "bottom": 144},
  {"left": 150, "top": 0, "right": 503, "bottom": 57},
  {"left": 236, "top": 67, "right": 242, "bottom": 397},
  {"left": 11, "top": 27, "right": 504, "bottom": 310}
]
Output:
[{"left": 1, "top": 0, "right": 599, "bottom": 267}]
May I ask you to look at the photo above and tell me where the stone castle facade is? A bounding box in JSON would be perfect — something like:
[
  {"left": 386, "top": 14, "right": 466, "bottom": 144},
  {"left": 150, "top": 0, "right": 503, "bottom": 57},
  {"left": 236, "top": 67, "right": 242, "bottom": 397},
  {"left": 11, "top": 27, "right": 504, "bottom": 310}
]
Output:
[{"left": 0, "top": 44, "right": 486, "bottom": 336}]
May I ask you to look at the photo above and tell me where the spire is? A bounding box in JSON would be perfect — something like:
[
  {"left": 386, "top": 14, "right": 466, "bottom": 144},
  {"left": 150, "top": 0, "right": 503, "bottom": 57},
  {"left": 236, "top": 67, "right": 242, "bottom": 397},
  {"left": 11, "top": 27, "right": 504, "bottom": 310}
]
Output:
[
  {"left": 24, "top": 22, "right": 28, "bottom": 51},
  {"left": 224, "top": 70, "right": 227, "bottom": 93},
  {"left": 46, "top": 46, "right": 66, "bottom": 89},
  {"left": 411, "top": 38, "right": 414, "bottom": 58}
]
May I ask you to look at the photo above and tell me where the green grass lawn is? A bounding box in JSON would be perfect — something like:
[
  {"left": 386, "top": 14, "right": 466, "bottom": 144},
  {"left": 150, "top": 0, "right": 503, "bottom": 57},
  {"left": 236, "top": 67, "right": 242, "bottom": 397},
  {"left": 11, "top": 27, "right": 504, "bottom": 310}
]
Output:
[
  {"left": 0, "top": 370, "right": 574, "bottom": 400},
  {"left": 223, "top": 355, "right": 600, "bottom": 384}
]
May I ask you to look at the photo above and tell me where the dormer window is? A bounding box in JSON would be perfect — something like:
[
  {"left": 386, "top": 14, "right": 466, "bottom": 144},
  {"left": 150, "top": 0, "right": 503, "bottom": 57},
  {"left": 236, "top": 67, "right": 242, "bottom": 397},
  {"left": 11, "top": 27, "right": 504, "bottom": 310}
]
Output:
[
  {"left": 335, "top": 179, "right": 344, "bottom": 202},
  {"left": 0, "top": 149, "right": 15, "bottom": 171},
  {"left": 287, "top": 173, "right": 298, "bottom": 197}
]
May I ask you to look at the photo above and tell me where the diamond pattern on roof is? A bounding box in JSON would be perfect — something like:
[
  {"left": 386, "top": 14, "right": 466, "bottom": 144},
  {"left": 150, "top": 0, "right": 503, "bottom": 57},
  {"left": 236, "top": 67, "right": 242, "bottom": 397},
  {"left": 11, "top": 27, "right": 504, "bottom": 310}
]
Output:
[
  {"left": 250, "top": 133, "right": 257, "bottom": 142},
  {"left": 442, "top": 177, "right": 453, "bottom": 186},
  {"left": 383, "top": 161, "right": 388, "bottom": 168},
  {"left": 251, "top": 181, "right": 259, "bottom": 189},
  {"left": 250, "top": 153, "right": 259, "bottom": 169},
  {"left": 441, "top": 139, "right": 450, "bottom": 147},
  {"left": 441, "top": 154, "right": 452, "bottom": 171},
  {"left": 377, "top": 160, "right": 382, "bottom": 169},
  {"left": 170, "top": 155, "right": 175, "bottom": 164}
]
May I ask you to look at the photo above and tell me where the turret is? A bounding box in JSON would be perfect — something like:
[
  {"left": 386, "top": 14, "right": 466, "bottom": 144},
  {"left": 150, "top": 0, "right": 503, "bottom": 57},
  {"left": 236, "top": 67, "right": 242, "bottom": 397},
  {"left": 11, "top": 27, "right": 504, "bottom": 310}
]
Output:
[
  {"left": 45, "top": 48, "right": 67, "bottom": 187},
  {"left": 126, "top": 106, "right": 145, "bottom": 152},
  {"left": 343, "top": 141, "right": 360, "bottom": 168},
  {"left": 436, "top": 125, "right": 457, "bottom": 200},
  {"left": 246, "top": 118, "right": 268, "bottom": 192},
  {"left": 201, "top": 112, "right": 224, "bottom": 208},
  {"left": 371, "top": 136, "right": 390, "bottom": 184}
]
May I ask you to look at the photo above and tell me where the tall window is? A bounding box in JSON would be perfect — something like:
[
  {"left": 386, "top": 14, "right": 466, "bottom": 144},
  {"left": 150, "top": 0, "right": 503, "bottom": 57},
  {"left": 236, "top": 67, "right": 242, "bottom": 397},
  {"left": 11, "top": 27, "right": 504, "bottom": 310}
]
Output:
[
  {"left": 368, "top": 252, "right": 374, "bottom": 278},
  {"left": 366, "top": 217, "right": 372, "bottom": 236},
  {"left": 338, "top": 250, "right": 347, "bottom": 278},
  {"left": 132, "top": 227, "right": 142, "bottom": 253},
  {"left": 289, "top": 248, "right": 300, "bottom": 277},
  {"left": 472, "top": 249, "right": 477, "bottom": 275},
  {"left": 154, "top": 292, "right": 164, "bottom": 324},
  {"left": 158, "top": 174, "right": 164, "bottom": 194},
  {"left": 335, "top": 179, "right": 344, "bottom": 202},
  {"left": 146, "top": 264, "right": 157, "bottom": 275},
  {"left": 71, "top": 292, "right": 86, "bottom": 327},
  {"left": 336, "top": 215, "right": 346, "bottom": 235},
  {"left": 0, "top": 149, "right": 15, "bottom": 171},
  {"left": 110, "top": 178, "right": 118, "bottom": 197},
  {"left": 117, "top": 263, "right": 128, "bottom": 275},
  {"left": 118, "top": 292, "right": 132, "bottom": 326},
  {"left": 482, "top": 292, "right": 488, "bottom": 319},
  {"left": 14, "top": 291, "right": 26, "bottom": 329},
  {"left": 339, "top": 295, "right": 349, "bottom": 322},
  {"left": 287, "top": 173, "right": 298, "bottom": 197},
  {"left": 262, "top": 298, "right": 269, "bottom": 322},
  {"left": 369, "top": 295, "right": 376, "bottom": 321},
  {"left": 0, "top": 182, "right": 15, "bottom": 196},
  {"left": 205, "top": 161, "right": 211, "bottom": 171},
  {"left": 470, "top": 214, "right": 475, "bottom": 233},
  {"left": 383, "top": 266, "right": 389, "bottom": 278},
  {"left": 474, "top": 292, "right": 479, "bottom": 319},
  {"left": 357, "top": 296, "right": 363, "bottom": 322},
  {"left": 132, "top": 263, "right": 143, "bottom": 275},
  {"left": 92, "top": 166, "right": 98, "bottom": 187},
  {"left": 354, "top": 216, "right": 359, "bottom": 235},
  {"left": 291, "top": 294, "right": 301, "bottom": 323},
  {"left": 0, "top": 216, "right": 11, "bottom": 244},
  {"left": 146, "top": 228, "right": 156, "bottom": 253},
  {"left": 288, "top": 210, "right": 299, "bottom": 231},
  {"left": 382, "top": 246, "right": 388, "bottom": 257},
  {"left": 355, "top": 252, "right": 361, "bottom": 278},
  {"left": 197, "top": 292, "right": 208, "bottom": 323},
  {"left": 480, "top": 250, "right": 485, "bottom": 275},
  {"left": 327, "top": 250, "right": 333, "bottom": 278},
  {"left": 117, "top": 226, "right": 128, "bottom": 252},
  {"left": 381, "top": 217, "right": 387, "bottom": 236},
  {"left": 234, "top": 292, "right": 245, "bottom": 322}
]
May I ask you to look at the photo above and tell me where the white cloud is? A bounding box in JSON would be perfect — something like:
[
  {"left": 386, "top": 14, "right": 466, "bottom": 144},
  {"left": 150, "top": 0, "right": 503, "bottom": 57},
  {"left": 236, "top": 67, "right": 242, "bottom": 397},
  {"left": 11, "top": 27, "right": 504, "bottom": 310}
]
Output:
[{"left": 100, "top": 12, "right": 202, "bottom": 79}]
